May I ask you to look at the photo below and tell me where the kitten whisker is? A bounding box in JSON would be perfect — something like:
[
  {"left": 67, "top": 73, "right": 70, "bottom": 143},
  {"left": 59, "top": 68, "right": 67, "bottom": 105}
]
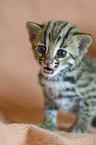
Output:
[
  {"left": 23, "top": 64, "right": 35, "bottom": 74},
  {"left": 25, "top": 66, "right": 39, "bottom": 88}
]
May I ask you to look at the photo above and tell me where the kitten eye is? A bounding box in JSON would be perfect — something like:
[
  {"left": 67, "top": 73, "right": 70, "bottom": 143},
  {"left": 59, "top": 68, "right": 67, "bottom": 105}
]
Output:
[
  {"left": 56, "top": 49, "right": 67, "bottom": 58},
  {"left": 37, "top": 45, "right": 46, "bottom": 55}
]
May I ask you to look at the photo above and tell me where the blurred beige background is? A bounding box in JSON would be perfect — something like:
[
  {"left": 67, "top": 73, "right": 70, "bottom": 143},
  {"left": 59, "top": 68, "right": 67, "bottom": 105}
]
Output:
[{"left": 0, "top": 0, "right": 96, "bottom": 124}]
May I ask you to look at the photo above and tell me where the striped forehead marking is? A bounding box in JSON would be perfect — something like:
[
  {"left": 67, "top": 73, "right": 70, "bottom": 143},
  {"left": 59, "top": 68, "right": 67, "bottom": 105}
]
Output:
[
  {"left": 60, "top": 26, "right": 76, "bottom": 48},
  {"left": 44, "top": 21, "right": 51, "bottom": 45},
  {"left": 42, "top": 21, "right": 79, "bottom": 57}
]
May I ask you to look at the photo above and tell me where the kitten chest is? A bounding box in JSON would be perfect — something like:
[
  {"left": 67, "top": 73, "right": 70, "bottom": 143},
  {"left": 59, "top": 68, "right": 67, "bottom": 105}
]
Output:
[{"left": 41, "top": 78, "right": 79, "bottom": 110}]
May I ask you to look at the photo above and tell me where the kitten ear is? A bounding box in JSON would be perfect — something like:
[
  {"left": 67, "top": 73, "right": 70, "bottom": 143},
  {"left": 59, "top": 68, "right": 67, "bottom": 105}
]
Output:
[
  {"left": 73, "top": 33, "right": 93, "bottom": 55},
  {"left": 26, "top": 22, "right": 42, "bottom": 42}
]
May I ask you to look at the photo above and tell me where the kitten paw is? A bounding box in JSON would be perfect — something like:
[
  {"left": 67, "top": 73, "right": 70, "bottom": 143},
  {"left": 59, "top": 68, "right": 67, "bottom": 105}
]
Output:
[
  {"left": 68, "top": 125, "right": 89, "bottom": 133},
  {"left": 37, "top": 124, "right": 57, "bottom": 131}
]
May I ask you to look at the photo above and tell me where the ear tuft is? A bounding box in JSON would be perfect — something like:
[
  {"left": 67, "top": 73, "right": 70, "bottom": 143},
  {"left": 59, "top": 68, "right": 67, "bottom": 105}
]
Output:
[
  {"left": 26, "top": 22, "right": 42, "bottom": 41},
  {"left": 73, "top": 33, "right": 93, "bottom": 55}
]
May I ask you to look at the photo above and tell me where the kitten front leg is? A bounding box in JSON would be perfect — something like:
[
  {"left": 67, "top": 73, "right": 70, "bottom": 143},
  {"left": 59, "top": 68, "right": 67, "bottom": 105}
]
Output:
[
  {"left": 38, "top": 108, "right": 58, "bottom": 131},
  {"left": 69, "top": 100, "right": 95, "bottom": 133}
]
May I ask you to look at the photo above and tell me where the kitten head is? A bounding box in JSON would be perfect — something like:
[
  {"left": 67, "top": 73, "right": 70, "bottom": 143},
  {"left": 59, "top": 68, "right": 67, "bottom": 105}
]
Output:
[{"left": 26, "top": 21, "right": 92, "bottom": 78}]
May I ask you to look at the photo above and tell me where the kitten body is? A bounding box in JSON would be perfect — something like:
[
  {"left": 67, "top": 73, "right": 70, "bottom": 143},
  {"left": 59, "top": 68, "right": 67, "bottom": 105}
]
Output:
[{"left": 26, "top": 21, "right": 95, "bottom": 133}]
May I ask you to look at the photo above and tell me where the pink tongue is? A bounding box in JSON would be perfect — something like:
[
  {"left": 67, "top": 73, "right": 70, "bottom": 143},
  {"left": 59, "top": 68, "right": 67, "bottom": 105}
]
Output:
[{"left": 44, "top": 67, "right": 53, "bottom": 74}]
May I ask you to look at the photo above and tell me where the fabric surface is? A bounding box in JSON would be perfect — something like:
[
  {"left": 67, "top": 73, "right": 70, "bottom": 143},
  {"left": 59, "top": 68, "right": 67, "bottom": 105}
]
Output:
[
  {"left": 0, "top": 0, "right": 96, "bottom": 144},
  {"left": 0, "top": 111, "right": 96, "bottom": 145}
]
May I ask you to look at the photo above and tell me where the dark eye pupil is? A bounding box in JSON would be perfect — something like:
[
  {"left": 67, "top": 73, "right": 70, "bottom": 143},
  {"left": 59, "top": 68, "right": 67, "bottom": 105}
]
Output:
[
  {"left": 37, "top": 45, "right": 46, "bottom": 54},
  {"left": 57, "top": 49, "right": 67, "bottom": 58}
]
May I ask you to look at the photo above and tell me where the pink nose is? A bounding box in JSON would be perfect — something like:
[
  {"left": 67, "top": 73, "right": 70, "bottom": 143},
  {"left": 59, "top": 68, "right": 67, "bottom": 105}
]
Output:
[{"left": 44, "top": 60, "right": 52, "bottom": 66}]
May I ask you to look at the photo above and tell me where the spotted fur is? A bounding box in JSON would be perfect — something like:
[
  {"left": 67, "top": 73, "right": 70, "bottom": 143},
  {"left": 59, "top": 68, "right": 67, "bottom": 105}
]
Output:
[{"left": 26, "top": 20, "right": 94, "bottom": 133}]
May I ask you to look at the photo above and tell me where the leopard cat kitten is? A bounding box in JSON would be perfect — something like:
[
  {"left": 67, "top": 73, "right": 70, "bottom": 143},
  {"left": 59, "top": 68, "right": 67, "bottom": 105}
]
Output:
[{"left": 26, "top": 20, "right": 94, "bottom": 133}]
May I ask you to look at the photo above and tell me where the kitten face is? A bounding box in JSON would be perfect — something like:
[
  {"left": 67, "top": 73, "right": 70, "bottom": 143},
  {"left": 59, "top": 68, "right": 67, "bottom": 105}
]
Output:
[
  {"left": 26, "top": 21, "right": 92, "bottom": 78},
  {"left": 33, "top": 43, "right": 77, "bottom": 77}
]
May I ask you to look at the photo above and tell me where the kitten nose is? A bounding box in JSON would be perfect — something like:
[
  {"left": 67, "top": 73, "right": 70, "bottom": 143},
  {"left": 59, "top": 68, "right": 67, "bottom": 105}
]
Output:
[{"left": 44, "top": 60, "right": 52, "bottom": 66}]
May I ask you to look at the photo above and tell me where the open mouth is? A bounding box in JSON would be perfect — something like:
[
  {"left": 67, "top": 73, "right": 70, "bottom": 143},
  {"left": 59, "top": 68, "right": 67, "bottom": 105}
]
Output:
[{"left": 43, "top": 67, "right": 54, "bottom": 74}]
